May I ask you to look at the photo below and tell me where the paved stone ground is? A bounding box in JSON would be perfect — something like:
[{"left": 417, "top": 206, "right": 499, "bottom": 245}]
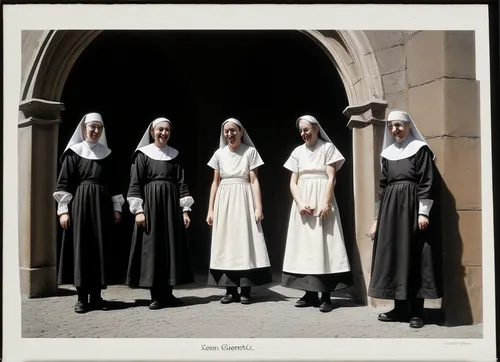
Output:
[{"left": 22, "top": 278, "right": 482, "bottom": 338}]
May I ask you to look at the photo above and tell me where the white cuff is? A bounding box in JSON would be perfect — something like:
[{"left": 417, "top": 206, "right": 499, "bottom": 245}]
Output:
[
  {"left": 53, "top": 191, "right": 73, "bottom": 216},
  {"left": 418, "top": 199, "right": 434, "bottom": 216},
  {"left": 180, "top": 196, "right": 194, "bottom": 210},
  {"left": 127, "top": 197, "right": 144, "bottom": 214},
  {"left": 112, "top": 194, "right": 125, "bottom": 213}
]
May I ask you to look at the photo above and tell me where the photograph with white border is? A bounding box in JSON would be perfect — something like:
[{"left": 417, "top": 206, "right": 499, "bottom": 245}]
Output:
[{"left": 3, "top": 3, "right": 496, "bottom": 362}]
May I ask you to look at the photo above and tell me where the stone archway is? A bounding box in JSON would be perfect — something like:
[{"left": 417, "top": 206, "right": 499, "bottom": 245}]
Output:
[{"left": 18, "top": 29, "right": 387, "bottom": 303}]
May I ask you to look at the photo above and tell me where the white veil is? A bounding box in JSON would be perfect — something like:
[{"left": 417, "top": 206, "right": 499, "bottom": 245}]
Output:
[
  {"left": 218, "top": 118, "right": 256, "bottom": 149},
  {"left": 135, "top": 117, "right": 172, "bottom": 151},
  {"left": 134, "top": 117, "right": 178, "bottom": 161},
  {"left": 296, "top": 115, "right": 345, "bottom": 171},
  {"left": 62, "top": 112, "right": 111, "bottom": 160},
  {"left": 380, "top": 110, "right": 435, "bottom": 162}
]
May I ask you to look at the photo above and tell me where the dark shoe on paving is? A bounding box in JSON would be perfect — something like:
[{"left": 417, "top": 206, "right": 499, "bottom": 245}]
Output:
[
  {"left": 221, "top": 294, "right": 240, "bottom": 304},
  {"left": 164, "top": 296, "right": 185, "bottom": 307},
  {"left": 319, "top": 302, "right": 334, "bottom": 313},
  {"left": 378, "top": 309, "right": 409, "bottom": 322},
  {"left": 295, "top": 297, "right": 321, "bottom": 308},
  {"left": 74, "top": 301, "right": 88, "bottom": 314},
  {"left": 149, "top": 300, "right": 163, "bottom": 310},
  {"left": 409, "top": 317, "right": 424, "bottom": 328},
  {"left": 89, "top": 298, "right": 109, "bottom": 311},
  {"left": 240, "top": 294, "right": 253, "bottom": 304}
]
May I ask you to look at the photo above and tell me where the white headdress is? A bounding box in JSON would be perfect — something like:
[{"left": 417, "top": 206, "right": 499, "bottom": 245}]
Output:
[
  {"left": 62, "top": 112, "right": 111, "bottom": 161},
  {"left": 134, "top": 117, "right": 178, "bottom": 161},
  {"left": 296, "top": 115, "right": 345, "bottom": 171},
  {"left": 380, "top": 110, "right": 435, "bottom": 162},
  {"left": 219, "top": 118, "right": 256, "bottom": 149}
]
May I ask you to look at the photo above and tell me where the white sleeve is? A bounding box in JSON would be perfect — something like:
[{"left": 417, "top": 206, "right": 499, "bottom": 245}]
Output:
[
  {"left": 283, "top": 148, "right": 299, "bottom": 173},
  {"left": 180, "top": 196, "right": 195, "bottom": 212},
  {"left": 248, "top": 147, "right": 264, "bottom": 170},
  {"left": 127, "top": 197, "right": 144, "bottom": 215},
  {"left": 53, "top": 191, "right": 73, "bottom": 216},
  {"left": 325, "top": 143, "right": 345, "bottom": 170},
  {"left": 418, "top": 199, "right": 434, "bottom": 216},
  {"left": 111, "top": 194, "right": 125, "bottom": 213},
  {"left": 207, "top": 150, "right": 220, "bottom": 171}
]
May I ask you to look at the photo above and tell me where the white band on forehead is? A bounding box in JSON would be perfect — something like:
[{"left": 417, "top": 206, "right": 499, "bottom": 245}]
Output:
[
  {"left": 152, "top": 117, "right": 171, "bottom": 129},
  {"left": 223, "top": 118, "right": 242, "bottom": 128},
  {"left": 296, "top": 115, "right": 318, "bottom": 128},
  {"left": 218, "top": 117, "right": 256, "bottom": 148},
  {"left": 387, "top": 111, "right": 411, "bottom": 123},
  {"left": 84, "top": 112, "right": 103, "bottom": 124},
  {"left": 295, "top": 114, "right": 333, "bottom": 145}
]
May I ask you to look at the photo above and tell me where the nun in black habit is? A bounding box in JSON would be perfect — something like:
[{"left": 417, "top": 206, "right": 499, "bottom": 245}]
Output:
[
  {"left": 369, "top": 110, "right": 442, "bottom": 329},
  {"left": 126, "top": 117, "right": 195, "bottom": 310},
  {"left": 53, "top": 112, "right": 124, "bottom": 314}
]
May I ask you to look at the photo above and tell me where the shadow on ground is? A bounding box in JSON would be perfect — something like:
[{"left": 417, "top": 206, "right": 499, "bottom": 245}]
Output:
[{"left": 55, "top": 288, "right": 78, "bottom": 297}]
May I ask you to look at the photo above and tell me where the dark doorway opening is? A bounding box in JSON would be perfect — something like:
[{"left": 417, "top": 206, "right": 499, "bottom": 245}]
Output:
[{"left": 58, "top": 30, "right": 353, "bottom": 285}]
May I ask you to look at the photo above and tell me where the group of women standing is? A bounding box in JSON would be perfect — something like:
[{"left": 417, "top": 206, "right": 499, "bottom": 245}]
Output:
[{"left": 53, "top": 109, "right": 441, "bottom": 329}]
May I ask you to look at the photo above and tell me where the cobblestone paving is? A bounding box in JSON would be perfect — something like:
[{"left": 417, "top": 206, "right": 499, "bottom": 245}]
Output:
[{"left": 22, "top": 280, "right": 483, "bottom": 338}]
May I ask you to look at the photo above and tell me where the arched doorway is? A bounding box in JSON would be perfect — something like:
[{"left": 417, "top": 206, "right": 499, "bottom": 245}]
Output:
[
  {"left": 57, "top": 30, "right": 354, "bottom": 283},
  {"left": 19, "top": 29, "right": 387, "bottom": 303}
]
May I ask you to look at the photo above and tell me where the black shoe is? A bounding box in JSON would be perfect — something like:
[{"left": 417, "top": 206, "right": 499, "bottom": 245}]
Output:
[
  {"left": 149, "top": 300, "right": 163, "bottom": 310},
  {"left": 74, "top": 301, "right": 88, "bottom": 314},
  {"left": 378, "top": 309, "right": 409, "bottom": 322},
  {"left": 240, "top": 294, "right": 253, "bottom": 305},
  {"left": 89, "top": 298, "right": 109, "bottom": 311},
  {"left": 295, "top": 297, "right": 321, "bottom": 308},
  {"left": 221, "top": 293, "right": 240, "bottom": 304},
  {"left": 409, "top": 317, "right": 424, "bottom": 328},
  {"left": 319, "top": 302, "right": 334, "bottom": 313},
  {"left": 164, "top": 295, "right": 185, "bottom": 307}
]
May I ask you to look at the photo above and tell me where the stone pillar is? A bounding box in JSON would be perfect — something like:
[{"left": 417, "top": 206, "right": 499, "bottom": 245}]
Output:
[
  {"left": 406, "top": 31, "right": 481, "bottom": 325},
  {"left": 18, "top": 98, "right": 64, "bottom": 298},
  {"left": 343, "top": 99, "right": 388, "bottom": 306}
]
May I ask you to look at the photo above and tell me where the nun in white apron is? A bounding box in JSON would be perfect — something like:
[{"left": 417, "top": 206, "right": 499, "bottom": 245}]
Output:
[
  {"left": 53, "top": 112, "right": 124, "bottom": 314},
  {"left": 369, "top": 110, "right": 442, "bottom": 329},
  {"left": 126, "top": 117, "right": 195, "bottom": 310},
  {"left": 206, "top": 118, "right": 272, "bottom": 304},
  {"left": 281, "top": 115, "right": 352, "bottom": 313}
]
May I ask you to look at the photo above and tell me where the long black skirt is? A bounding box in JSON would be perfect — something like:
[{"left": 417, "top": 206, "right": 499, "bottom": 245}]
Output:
[
  {"left": 126, "top": 180, "right": 194, "bottom": 288},
  {"left": 369, "top": 181, "right": 441, "bottom": 300},
  {"left": 208, "top": 267, "right": 273, "bottom": 288},
  {"left": 58, "top": 182, "right": 113, "bottom": 289},
  {"left": 281, "top": 271, "right": 353, "bottom": 293}
]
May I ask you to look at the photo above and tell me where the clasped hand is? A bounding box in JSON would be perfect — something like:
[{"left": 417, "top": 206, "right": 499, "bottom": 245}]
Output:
[{"left": 298, "top": 202, "right": 331, "bottom": 219}]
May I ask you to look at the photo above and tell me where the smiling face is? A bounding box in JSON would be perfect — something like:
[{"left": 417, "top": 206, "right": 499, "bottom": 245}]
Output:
[
  {"left": 223, "top": 121, "right": 242, "bottom": 150},
  {"left": 84, "top": 121, "right": 103, "bottom": 143},
  {"left": 387, "top": 120, "right": 411, "bottom": 143},
  {"left": 152, "top": 121, "right": 171, "bottom": 148},
  {"left": 298, "top": 119, "right": 319, "bottom": 146}
]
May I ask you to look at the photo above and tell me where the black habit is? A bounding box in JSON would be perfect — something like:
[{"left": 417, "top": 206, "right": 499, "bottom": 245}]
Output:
[
  {"left": 56, "top": 150, "right": 118, "bottom": 289},
  {"left": 126, "top": 151, "right": 194, "bottom": 289},
  {"left": 369, "top": 145, "right": 442, "bottom": 300}
]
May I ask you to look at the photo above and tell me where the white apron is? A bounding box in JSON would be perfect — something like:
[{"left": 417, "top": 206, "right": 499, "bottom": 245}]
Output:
[
  {"left": 282, "top": 140, "right": 351, "bottom": 275},
  {"left": 208, "top": 144, "right": 271, "bottom": 270}
]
